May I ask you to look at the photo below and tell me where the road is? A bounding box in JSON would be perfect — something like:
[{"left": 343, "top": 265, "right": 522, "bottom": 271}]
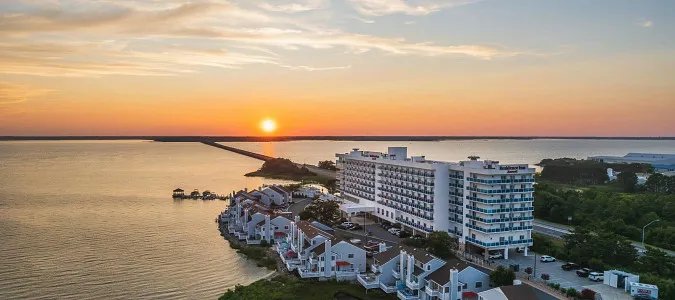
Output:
[
  {"left": 298, "top": 164, "right": 337, "bottom": 179},
  {"left": 533, "top": 219, "right": 675, "bottom": 256}
]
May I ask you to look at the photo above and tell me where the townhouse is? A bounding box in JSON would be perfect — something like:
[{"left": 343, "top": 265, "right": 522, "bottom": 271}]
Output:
[
  {"left": 250, "top": 185, "right": 292, "bottom": 207},
  {"left": 275, "top": 216, "right": 367, "bottom": 281},
  {"left": 336, "top": 147, "right": 535, "bottom": 258},
  {"left": 358, "top": 245, "right": 490, "bottom": 300},
  {"left": 477, "top": 283, "right": 546, "bottom": 300},
  {"left": 222, "top": 190, "right": 292, "bottom": 245}
]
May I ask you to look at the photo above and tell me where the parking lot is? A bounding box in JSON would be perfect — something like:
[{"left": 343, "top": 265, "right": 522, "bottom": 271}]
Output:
[{"left": 493, "top": 249, "right": 596, "bottom": 293}]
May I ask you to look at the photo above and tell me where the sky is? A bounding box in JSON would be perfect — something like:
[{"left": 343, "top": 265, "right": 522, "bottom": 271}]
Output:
[{"left": 1, "top": 0, "right": 674, "bottom": 136}]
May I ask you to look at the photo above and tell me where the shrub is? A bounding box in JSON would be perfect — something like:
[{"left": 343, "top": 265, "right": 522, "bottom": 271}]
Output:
[
  {"left": 560, "top": 288, "right": 567, "bottom": 294},
  {"left": 524, "top": 267, "right": 533, "bottom": 275},
  {"left": 588, "top": 258, "right": 604, "bottom": 271},
  {"left": 566, "top": 288, "right": 579, "bottom": 297},
  {"left": 581, "top": 288, "right": 596, "bottom": 300},
  {"left": 553, "top": 283, "right": 560, "bottom": 290},
  {"left": 541, "top": 273, "right": 550, "bottom": 280},
  {"left": 260, "top": 239, "right": 269, "bottom": 247}
]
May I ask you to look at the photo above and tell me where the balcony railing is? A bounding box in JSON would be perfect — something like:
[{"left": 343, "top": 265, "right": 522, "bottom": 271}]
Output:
[
  {"left": 465, "top": 214, "right": 534, "bottom": 223},
  {"left": 396, "top": 217, "right": 433, "bottom": 232},
  {"left": 465, "top": 205, "right": 534, "bottom": 214},
  {"left": 467, "top": 187, "right": 535, "bottom": 194},
  {"left": 466, "top": 196, "right": 534, "bottom": 204},
  {"left": 465, "top": 237, "right": 533, "bottom": 247},
  {"left": 465, "top": 223, "right": 534, "bottom": 233},
  {"left": 466, "top": 178, "right": 535, "bottom": 184},
  {"left": 358, "top": 274, "right": 380, "bottom": 289}
]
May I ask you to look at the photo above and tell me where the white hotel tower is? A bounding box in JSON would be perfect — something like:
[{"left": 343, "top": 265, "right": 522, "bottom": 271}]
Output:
[{"left": 336, "top": 147, "right": 535, "bottom": 258}]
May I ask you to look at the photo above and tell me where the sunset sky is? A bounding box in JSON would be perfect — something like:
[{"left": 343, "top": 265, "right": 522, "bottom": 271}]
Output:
[{"left": 1, "top": 0, "right": 674, "bottom": 136}]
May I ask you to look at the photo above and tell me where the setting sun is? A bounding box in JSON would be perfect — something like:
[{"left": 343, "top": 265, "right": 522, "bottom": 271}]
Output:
[{"left": 260, "top": 119, "right": 277, "bottom": 133}]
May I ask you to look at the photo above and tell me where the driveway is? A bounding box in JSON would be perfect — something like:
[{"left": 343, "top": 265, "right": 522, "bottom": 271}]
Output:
[
  {"left": 287, "top": 197, "right": 313, "bottom": 215},
  {"left": 493, "top": 249, "right": 594, "bottom": 293}
]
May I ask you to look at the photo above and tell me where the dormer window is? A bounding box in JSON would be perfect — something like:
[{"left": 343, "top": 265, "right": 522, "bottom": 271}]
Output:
[{"left": 426, "top": 265, "right": 431, "bottom": 271}]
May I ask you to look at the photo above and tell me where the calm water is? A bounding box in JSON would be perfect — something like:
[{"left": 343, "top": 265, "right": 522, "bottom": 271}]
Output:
[
  {"left": 3, "top": 139, "right": 675, "bottom": 299},
  {"left": 0, "top": 141, "right": 289, "bottom": 300},
  {"left": 224, "top": 139, "right": 675, "bottom": 169}
]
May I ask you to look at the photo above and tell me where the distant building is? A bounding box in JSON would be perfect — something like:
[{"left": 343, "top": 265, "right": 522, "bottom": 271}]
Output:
[
  {"left": 336, "top": 147, "right": 535, "bottom": 258},
  {"left": 589, "top": 153, "right": 675, "bottom": 172}
]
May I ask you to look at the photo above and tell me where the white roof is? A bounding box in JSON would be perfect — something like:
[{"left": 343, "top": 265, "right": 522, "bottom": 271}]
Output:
[
  {"left": 477, "top": 287, "right": 508, "bottom": 300},
  {"left": 339, "top": 202, "right": 376, "bottom": 214}
]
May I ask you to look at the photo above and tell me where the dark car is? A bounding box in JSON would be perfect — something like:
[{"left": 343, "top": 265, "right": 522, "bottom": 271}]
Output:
[
  {"left": 576, "top": 268, "right": 592, "bottom": 277},
  {"left": 348, "top": 224, "right": 363, "bottom": 231},
  {"left": 561, "top": 262, "right": 580, "bottom": 271}
]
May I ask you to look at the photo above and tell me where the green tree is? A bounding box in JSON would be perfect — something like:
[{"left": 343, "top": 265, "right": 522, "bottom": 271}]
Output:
[
  {"left": 490, "top": 266, "right": 516, "bottom": 287},
  {"left": 638, "top": 247, "right": 675, "bottom": 277},
  {"left": 317, "top": 160, "right": 338, "bottom": 171},
  {"left": 426, "top": 231, "right": 455, "bottom": 259},
  {"left": 301, "top": 199, "right": 342, "bottom": 226},
  {"left": 617, "top": 171, "right": 638, "bottom": 193}
]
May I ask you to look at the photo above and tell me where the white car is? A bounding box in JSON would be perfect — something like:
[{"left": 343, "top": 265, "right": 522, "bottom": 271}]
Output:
[
  {"left": 540, "top": 255, "right": 556, "bottom": 262},
  {"left": 588, "top": 272, "right": 604, "bottom": 282},
  {"left": 342, "top": 222, "right": 355, "bottom": 228},
  {"left": 488, "top": 252, "right": 504, "bottom": 260},
  {"left": 388, "top": 228, "right": 401, "bottom": 235},
  {"left": 349, "top": 238, "right": 362, "bottom": 244}
]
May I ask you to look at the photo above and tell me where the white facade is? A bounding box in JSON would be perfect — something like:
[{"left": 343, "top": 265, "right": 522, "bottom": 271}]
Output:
[
  {"left": 358, "top": 245, "right": 490, "bottom": 300},
  {"left": 337, "top": 147, "right": 535, "bottom": 254},
  {"left": 274, "top": 216, "right": 367, "bottom": 281}
]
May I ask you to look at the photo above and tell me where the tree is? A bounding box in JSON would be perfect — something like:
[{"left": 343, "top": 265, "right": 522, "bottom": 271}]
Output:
[
  {"left": 317, "top": 160, "right": 338, "bottom": 171},
  {"left": 617, "top": 171, "right": 638, "bottom": 193},
  {"left": 638, "top": 247, "right": 675, "bottom": 277},
  {"left": 301, "top": 199, "right": 342, "bottom": 226},
  {"left": 427, "top": 231, "right": 455, "bottom": 259},
  {"left": 489, "top": 266, "right": 516, "bottom": 287}
]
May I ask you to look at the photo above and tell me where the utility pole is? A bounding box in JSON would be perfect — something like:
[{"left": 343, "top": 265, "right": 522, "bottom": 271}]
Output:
[
  {"left": 642, "top": 219, "right": 660, "bottom": 248},
  {"left": 533, "top": 252, "right": 537, "bottom": 279}
]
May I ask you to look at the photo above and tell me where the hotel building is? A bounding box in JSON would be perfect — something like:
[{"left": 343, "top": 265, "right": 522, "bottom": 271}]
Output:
[{"left": 336, "top": 147, "right": 535, "bottom": 258}]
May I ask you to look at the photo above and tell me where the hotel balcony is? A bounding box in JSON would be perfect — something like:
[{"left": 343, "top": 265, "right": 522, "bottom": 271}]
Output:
[
  {"left": 466, "top": 187, "right": 534, "bottom": 194},
  {"left": 397, "top": 289, "right": 420, "bottom": 300},
  {"left": 465, "top": 223, "right": 533, "bottom": 233},
  {"left": 358, "top": 274, "right": 381, "bottom": 289}
]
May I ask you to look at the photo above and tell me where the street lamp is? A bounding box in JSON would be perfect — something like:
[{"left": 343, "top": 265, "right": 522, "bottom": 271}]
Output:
[{"left": 642, "top": 219, "right": 660, "bottom": 248}]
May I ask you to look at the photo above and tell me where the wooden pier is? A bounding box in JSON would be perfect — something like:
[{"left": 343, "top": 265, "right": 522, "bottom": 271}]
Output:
[{"left": 172, "top": 188, "right": 229, "bottom": 200}]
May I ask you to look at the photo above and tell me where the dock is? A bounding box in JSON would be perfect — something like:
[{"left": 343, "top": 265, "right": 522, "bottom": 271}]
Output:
[{"left": 200, "top": 141, "right": 337, "bottom": 179}]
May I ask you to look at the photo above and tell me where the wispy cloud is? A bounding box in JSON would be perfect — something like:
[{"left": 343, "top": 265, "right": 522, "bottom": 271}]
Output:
[
  {"left": 352, "top": 16, "right": 375, "bottom": 24},
  {"left": 281, "top": 64, "right": 352, "bottom": 71},
  {"left": 347, "top": 0, "right": 478, "bottom": 16},
  {"left": 0, "top": 81, "right": 52, "bottom": 105},
  {"left": 0, "top": 0, "right": 530, "bottom": 78},
  {"left": 636, "top": 20, "right": 653, "bottom": 28},
  {"left": 257, "top": 0, "right": 327, "bottom": 13}
]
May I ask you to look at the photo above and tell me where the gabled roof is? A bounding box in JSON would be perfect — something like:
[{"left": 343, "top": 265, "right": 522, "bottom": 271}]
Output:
[
  {"left": 312, "top": 244, "right": 326, "bottom": 255},
  {"left": 373, "top": 245, "right": 404, "bottom": 264},
  {"left": 426, "top": 259, "right": 471, "bottom": 285},
  {"left": 269, "top": 185, "right": 290, "bottom": 195},
  {"left": 296, "top": 220, "right": 332, "bottom": 239},
  {"left": 500, "top": 284, "right": 544, "bottom": 300},
  {"left": 256, "top": 220, "right": 266, "bottom": 226}
]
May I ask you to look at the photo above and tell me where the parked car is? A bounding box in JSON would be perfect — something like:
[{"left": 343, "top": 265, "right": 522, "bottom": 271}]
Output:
[
  {"left": 348, "top": 224, "right": 363, "bottom": 231},
  {"left": 342, "top": 222, "right": 355, "bottom": 228},
  {"left": 516, "top": 246, "right": 526, "bottom": 253},
  {"left": 388, "top": 228, "right": 401, "bottom": 235},
  {"left": 540, "top": 255, "right": 556, "bottom": 262},
  {"left": 488, "top": 252, "right": 504, "bottom": 260},
  {"left": 588, "top": 272, "right": 604, "bottom": 282},
  {"left": 349, "top": 238, "right": 362, "bottom": 244},
  {"left": 561, "top": 262, "right": 580, "bottom": 271},
  {"left": 398, "top": 231, "right": 411, "bottom": 238},
  {"left": 577, "top": 268, "right": 592, "bottom": 277}
]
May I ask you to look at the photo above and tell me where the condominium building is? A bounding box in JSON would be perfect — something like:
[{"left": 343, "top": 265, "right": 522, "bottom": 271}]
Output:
[
  {"left": 357, "top": 245, "right": 490, "bottom": 300},
  {"left": 336, "top": 147, "right": 535, "bottom": 258},
  {"left": 275, "top": 216, "right": 367, "bottom": 280}
]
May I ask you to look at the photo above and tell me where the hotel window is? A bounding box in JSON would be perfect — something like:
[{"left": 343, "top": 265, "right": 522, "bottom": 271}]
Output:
[
  {"left": 285, "top": 225, "right": 289, "bottom": 229},
  {"left": 499, "top": 237, "right": 505, "bottom": 242},
  {"left": 348, "top": 254, "right": 354, "bottom": 258},
  {"left": 463, "top": 283, "right": 468, "bottom": 289},
  {"left": 476, "top": 282, "right": 483, "bottom": 288},
  {"left": 320, "top": 256, "right": 324, "bottom": 261},
  {"left": 320, "top": 267, "right": 324, "bottom": 272},
  {"left": 445, "top": 287, "right": 449, "bottom": 293},
  {"left": 457, "top": 286, "right": 461, "bottom": 292}
]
